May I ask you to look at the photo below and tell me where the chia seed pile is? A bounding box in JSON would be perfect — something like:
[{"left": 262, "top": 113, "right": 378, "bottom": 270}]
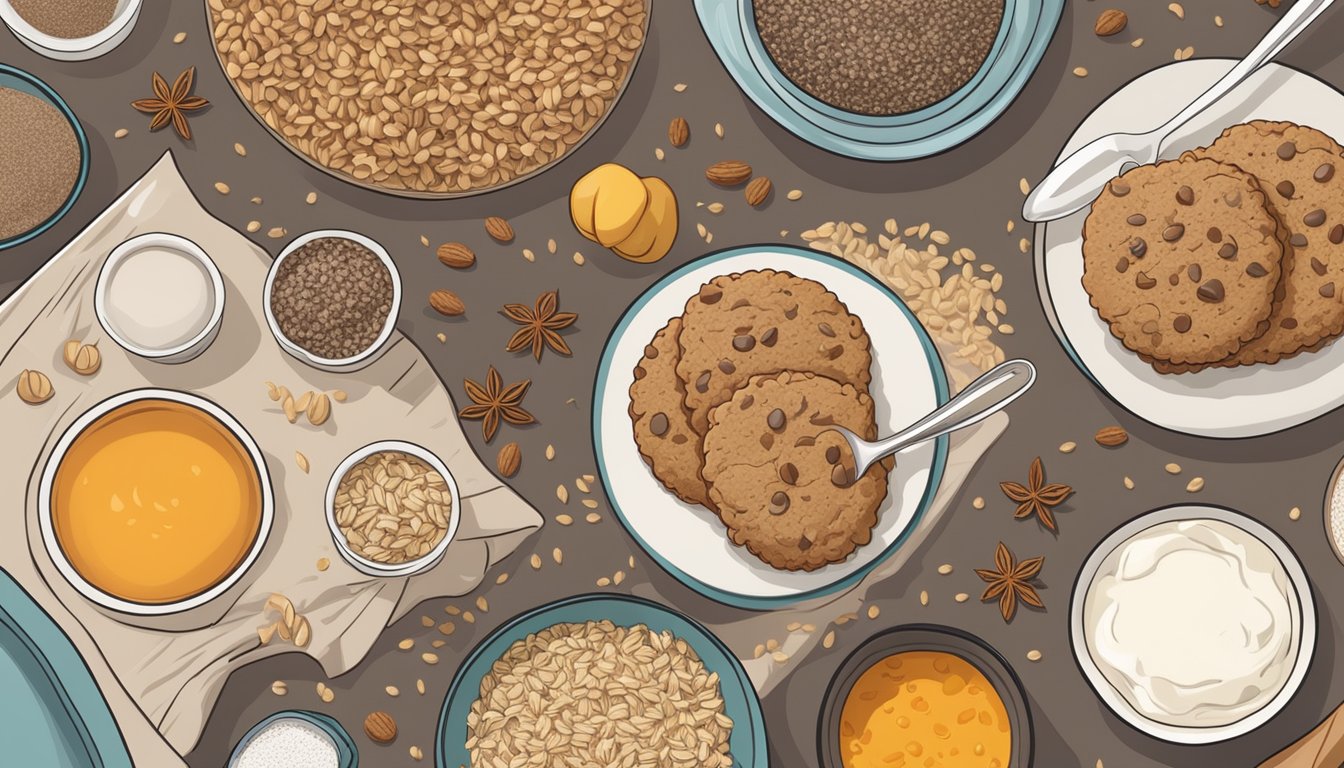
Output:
[
  {"left": 752, "top": 0, "right": 1005, "bottom": 116},
  {"left": 0, "top": 87, "right": 80, "bottom": 242},
  {"left": 269, "top": 237, "right": 394, "bottom": 360},
  {"left": 9, "top": 0, "right": 118, "bottom": 39}
]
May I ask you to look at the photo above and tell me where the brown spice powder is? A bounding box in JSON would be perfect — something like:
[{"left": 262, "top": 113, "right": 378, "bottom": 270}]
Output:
[
  {"left": 10, "top": 0, "right": 116, "bottom": 39},
  {"left": 0, "top": 87, "right": 80, "bottom": 241},
  {"left": 753, "top": 0, "right": 1005, "bottom": 116}
]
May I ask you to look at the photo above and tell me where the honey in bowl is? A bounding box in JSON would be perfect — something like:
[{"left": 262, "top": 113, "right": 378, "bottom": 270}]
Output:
[
  {"left": 51, "top": 398, "right": 263, "bottom": 605},
  {"left": 840, "top": 650, "right": 1011, "bottom": 768}
]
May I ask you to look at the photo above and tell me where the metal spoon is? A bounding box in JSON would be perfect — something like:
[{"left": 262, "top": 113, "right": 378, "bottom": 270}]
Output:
[
  {"left": 1022, "top": 0, "right": 1335, "bottom": 223},
  {"left": 830, "top": 359, "right": 1036, "bottom": 481}
]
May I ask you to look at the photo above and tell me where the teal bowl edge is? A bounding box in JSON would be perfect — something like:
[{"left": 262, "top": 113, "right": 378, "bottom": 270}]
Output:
[
  {"left": 227, "top": 710, "right": 359, "bottom": 768},
  {"left": 0, "top": 63, "right": 90, "bottom": 251},
  {"left": 435, "top": 593, "right": 768, "bottom": 768}
]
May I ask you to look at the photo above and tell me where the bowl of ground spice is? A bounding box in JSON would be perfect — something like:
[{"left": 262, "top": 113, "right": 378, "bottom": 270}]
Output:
[
  {"left": 264, "top": 230, "right": 401, "bottom": 372},
  {"left": 694, "top": 0, "right": 1064, "bottom": 160},
  {"left": 0, "top": 65, "right": 88, "bottom": 251},
  {"left": 0, "top": 0, "right": 141, "bottom": 61}
]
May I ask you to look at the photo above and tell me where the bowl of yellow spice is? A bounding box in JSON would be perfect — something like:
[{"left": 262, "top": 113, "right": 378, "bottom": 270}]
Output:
[{"left": 820, "top": 625, "right": 1032, "bottom": 768}]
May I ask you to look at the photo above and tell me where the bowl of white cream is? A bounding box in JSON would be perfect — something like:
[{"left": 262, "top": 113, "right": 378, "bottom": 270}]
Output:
[
  {"left": 95, "top": 233, "right": 225, "bottom": 364},
  {"left": 1071, "top": 505, "right": 1314, "bottom": 744}
]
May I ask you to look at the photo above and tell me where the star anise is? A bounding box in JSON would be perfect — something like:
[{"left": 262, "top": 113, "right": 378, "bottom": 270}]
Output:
[
  {"left": 999, "top": 456, "right": 1073, "bottom": 532},
  {"left": 131, "top": 66, "right": 209, "bottom": 141},
  {"left": 503, "top": 290, "right": 577, "bottom": 361},
  {"left": 975, "top": 542, "right": 1045, "bottom": 623},
  {"left": 458, "top": 366, "right": 535, "bottom": 442}
]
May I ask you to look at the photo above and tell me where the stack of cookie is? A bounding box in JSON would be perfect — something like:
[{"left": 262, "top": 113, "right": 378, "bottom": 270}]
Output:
[
  {"left": 628, "top": 269, "right": 889, "bottom": 572},
  {"left": 1082, "top": 120, "right": 1344, "bottom": 373}
]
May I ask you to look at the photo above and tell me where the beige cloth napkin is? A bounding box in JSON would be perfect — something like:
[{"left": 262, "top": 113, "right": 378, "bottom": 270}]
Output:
[{"left": 0, "top": 152, "right": 542, "bottom": 763}]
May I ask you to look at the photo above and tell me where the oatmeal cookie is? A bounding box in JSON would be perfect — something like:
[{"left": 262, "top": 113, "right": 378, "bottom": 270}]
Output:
[{"left": 629, "top": 317, "right": 709, "bottom": 506}]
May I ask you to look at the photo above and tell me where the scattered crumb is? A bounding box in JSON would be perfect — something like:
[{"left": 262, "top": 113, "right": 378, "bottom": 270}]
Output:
[
  {"left": 1131, "top": 38, "right": 1144, "bottom": 48},
  {"left": 436, "top": 332, "right": 446, "bottom": 343},
  {"left": 1215, "top": 15, "right": 1223, "bottom": 27}
]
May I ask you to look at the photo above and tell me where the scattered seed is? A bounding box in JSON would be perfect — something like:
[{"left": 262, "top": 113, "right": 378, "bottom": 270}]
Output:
[
  {"left": 271, "top": 680, "right": 288, "bottom": 696},
  {"left": 557, "top": 514, "right": 573, "bottom": 526},
  {"left": 556, "top": 485, "right": 569, "bottom": 504},
  {"left": 586, "top": 512, "right": 601, "bottom": 523},
  {"left": 919, "top": 590, "right": 929, "bottom": 606},
  {"left": 173, "top": 31, "right": 187, "bottom": 43},
  {"left": 552, "top": 547, "right": 563, "bottom": 565},
  {"left": 421, "top": 652, "right": 439, "bottom": 665},
  {"left": 1186, "top": 477, "right": 1205, "bottom": 493},
  {"left": 1131, "top": 37, "right": 1144, "bottom": 47},
  {"left": 954, "top": 593, "right": 969, "bottom": 603},
  {"left": 416, "top": 679, "right": 426, "bottom": 695},
  {"left": 522, "top": 248, "right": 535, "bottom": 262},
  {"left": 530, "top": 553, "right": 542, "bottom": 570},
  {"left": 1175, "top": 46, "right": 1195, "bottom": 61},
  {"left": 214, "top": 182, "right": 230, "bottom": 195},
  {"left": 295, "top": 450, "right": 309, "bottom": 473},
  {"left": 305, "top": 191, "right": 317, "bottom": 205},
  {"left": 581, "top": 498, "right": 599, "bottom": 509},
  {"left": 867, "top": 605, "right": 880, "bottom": 620},
  {"left": 1073, "top": 67, "right": 1088, "bottom": 78},
  {"left": 786, "top": 189, "right": 803, "bottom": 201},
  {"left": 822, "top": 631, "right": 835, "bottom": 649},
  {"left": 1018, "top": 237, "right": 1030, "bottom": 253},
  {"left": 613, "top": 570, "right": 625, "bottom": 585},
  {"left": 973, "top": 496, "right": 985, "bottom": 510},
  {"left": 246, "top": 219, "right": 261, "bottom": 233},
  {"left": 707, "top": 202, "right": 725, "bottom": 214},
  {"left": 1059, "top": 441, "right": 1077, "bottom": 453},
  {"left": 462, "top": 611, "right": 475, "bottom": 623},
  {"left": 714, "top": 122, "right": 724, "bottom": 138},
  {"left": 573, "top": 251, "right": 585, "bottom": 266},
  {"left": 316, "top": 557, "right": 329, "bottom": 572},
  {"left": 1289, "top": 506, "right": 1302, "bottom": 521},
  {"left": 1169, "top": 2, "right": 1184, "bottom": 19},
  {"left": 1019, "top": 178, "right": 1031, "bottom": 196},
  {"left": 1215, "top": 15, "right": 1224, "bottom": 27},
  {"left": 1027, "top": 649, "right": 1043, "bottom": 662},
  {"left": 545, "top": 444, "right": 555, "bottom": 460},
  {"left": 674, "top": 83, "right": 688, "bottom": 92},
  {"left": 267, "top": 226, "right": 286, "bottom": 239},
  {"left": 409, "top": 745, "right": 424, "bottom": 761},
  {"left": 1124, "top": 476, "right": 1135, "bottom": 489},
  {"left": 1165, "top": 462, "right": 1182, "bottom": 474},
  {"left": 654, "top": 147, "right": 665, "bottom": 161},
  {"left": 398, "top": 639, "right": 414, "bottom": 650},
  {"left": 439, "top": 622, "right": 455, "bottom": 635},
  {"left": 596, "top": 576, "right": 611, "bottom": 587},
  {"left": 114, "top": 128, "right": 129, "bottom": 138},
  {"left": 937, "top": 564, "right": 953, "bottom": 575}
]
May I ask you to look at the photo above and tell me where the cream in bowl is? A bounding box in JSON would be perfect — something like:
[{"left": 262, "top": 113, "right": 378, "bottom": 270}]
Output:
[
  {"left": 95, "top": 233, "right": 225, "bottom": 363},
  {"left": 1074, "top": 507, "right": 1312, "bottom": 742},
  {"left": 38, "top": 390, "right": 273, "bottom": 614},
  {"left": 325, "top": 440, "right": 458, "bottom": 577}
]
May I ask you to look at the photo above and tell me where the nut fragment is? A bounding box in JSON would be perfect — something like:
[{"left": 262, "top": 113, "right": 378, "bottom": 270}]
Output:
[
  {"left": 63, "top": 340, "right": 101, "bottom": 376},
  {"left": 1094, "top": 426, "right": 1129, "bottom": 446},
  {"left": 436, "top": 243, "right": 476, "bottom": 269},
  {"left": 706, "top": 161, "right": 752, "bottom": 186},
  {"left": 364, "top": 711, "right": 398, "bottom": 744},
  {"left": 16, "top": 369, "right": 52, "bottom": 404},
  {"left": 307, "top": 393, "right": 331, "bottom": 426},
  {"left": 668, "top": 116, "right": 689, "bottom": 147},
  {"left": 497, "top": 441, "right": 521, "bottom": 477},
  {"left": 745, "top": 176, "right": 773, "bottom": 207},
  {"left": 1094, "top": 9, "right": 1128, "bottom": 36},
  {"left": 430, "top": 290, "right": 465, "bottom": 316},
  {"left": 485, "top": 217, "right": 515, "bottom": 243}
]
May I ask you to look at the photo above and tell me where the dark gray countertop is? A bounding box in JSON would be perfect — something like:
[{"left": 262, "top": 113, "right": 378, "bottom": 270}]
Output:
[{"left": 4, "top": 1, "right": 1344, "bottom": 765}]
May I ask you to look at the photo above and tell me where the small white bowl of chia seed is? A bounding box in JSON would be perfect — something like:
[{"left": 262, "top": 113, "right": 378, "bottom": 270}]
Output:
[{"left": 263, "top": 229, "right": 401, "bottom": 373}]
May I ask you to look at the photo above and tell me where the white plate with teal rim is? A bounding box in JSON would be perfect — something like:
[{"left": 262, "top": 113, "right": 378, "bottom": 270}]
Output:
[
  {"left": 1037, "top": 61, "right": 1344, "bottom": 438},
  {"left": 694, "top": 0, "right": 1063, "bottom": 160},
  {"left": 437, "top": 594, "right": 767, "bottom": 767},
  {"left": 593, "top": 245, "right": 948, "bottom": 609}
]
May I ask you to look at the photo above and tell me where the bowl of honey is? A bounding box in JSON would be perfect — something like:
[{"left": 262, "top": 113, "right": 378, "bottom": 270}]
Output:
[
  {"left": 820, "top": 624, "right": 1033, "bottom": 768},
  {"left": 38, "top": 389, "right": 273, "bottom": 615}
]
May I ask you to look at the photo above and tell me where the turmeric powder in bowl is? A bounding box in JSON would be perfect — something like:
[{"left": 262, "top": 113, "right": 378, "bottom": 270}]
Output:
[{"left": 840, "top": 650, "right": 1011, "bottom": 768}]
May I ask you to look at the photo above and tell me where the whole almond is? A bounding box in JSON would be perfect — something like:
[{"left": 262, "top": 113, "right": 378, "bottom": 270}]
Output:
[
  {"left": 430, "top": 289, "right": 465, "bottom": 316},
  {"left": 307, "top": 393, "right": 332, "bottom": 426},
  {"left": 497, "top": 441, "right": 521, "bottom": 477},
  {"left": 436, "top": 242, "right": 476, "bottom": 269},
  {"left": 1095, "top": 425, "right": 1129, "bottom": 447},
  {"left": 484, "top": 216, "right": 514, "bottom": 243},
  {"left": 706, "top": 161, "right": 752, "bottom": 186},
  {"left": 1094, "top": 9, "right": 1127, "bottom": 36},
  {"left": 745, "top": 176, "right": 772, "bottom": 207},
  {"left": 364, "top": 711, "right": 397, "bottom": 744},
  {"left": 17, "top": 369, "right": 53, "bottom": 404},
  {"left": 668, "top": 117, "right": 689, "bottom": 147}
]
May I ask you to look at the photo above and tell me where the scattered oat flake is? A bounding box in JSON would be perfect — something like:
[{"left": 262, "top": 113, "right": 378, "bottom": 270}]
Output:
[
  {"left": 398, "top": 638, "right": 414, "bottom": 650},
  {"left": 1073, "top": 67, "right": 1088, "bottom": 77},
  {"left": 613, "top": 570, "right": 625, "bottom": 585},
  {"left": 1186, "top": 477, "right": 1205, "bottom": 493},
  {"left": 919, "top": 590, "right": 929, "bottom": 606},
  {"left": 1169, "top": 2, "right": 1185, "bottom": 19},
  {"left": 787, "top": 189, "right": 803, "bottom": 201},
  {"left": 422, "top": 652, "right": 439, "bottom": 664},
  {"left": 295, "top": 451, "right": 309, "bottom": 473},
  {"left": 955, "top": 593, "right": 969, "bottom": 603},
  {"left": 214, "top": 182, "right": 230, "bottom": 195},
  {"left": 305, "top": 191, "right": 317, "bottom": 204},
  {"left": 581, "top": 498, "right": 599, "bottom": 509},
  {"left": 576, "top": 477, "right": 590, "bottom": 493},
  {"left": 1124, "top": 476, "right": 1135, "bottom": 489},
  {"left": 707, "top": 202, "right": 724, "bottom": 214},
  {"left": 674, "top": 83, "right": 687, "bottom": 92},
  {"left": 1018, "top": 237, "right": 1031, "bottom": 253},
  {"left": 822, "top": 631, "right": 835, "bottom": 649},
  {"left": 715, "top": 123, "right": 725, "bottom": 138},
  {"left": 522, "top": 248, "right": 535, "bottom": 262},
  {"left": 1059, "top": 441, "right": 1076, "bottom": 454},
  {"left": 114, "top": 128, "right": 129, "bottom": 138},
  {"left": 530, "top": 553, "right": 542, "bottom": 570},
  {"left": 233, "top": 142, "right": 246, "bottom": 156},
  {"left": 385, "top": 685, "right": 399, "bottom": 697},
  {"left": 1175, "top": 46, "right": 1195, "bottom": 61},
  {"left": 439, "top": 622, "right": 455, "bottom": 635},
  {"left": 316, "top": 557, "right": 329, "bottom": 572},
  {"left": 586, "top": 512, "right": 602, "bottom": 524},
  {"left": 173, "top": 31, "right": 187, "bottom": 43},
  {"left": 416, "top": 679, "right": 426, "bottom": 695},
  {"left": 1165, "top": 462, "right": 1182, "bottom": 474},
  {"left": 1006, "top": 220, "right": 1014, "bottom": 233},
  {"left": 557, "top": 514, "right": 573, "bottom": 525},
  {"left": 250, "top": 196, "right": 262, "bottom": 204},
  {"left": 867, "top": 605, "right": 880, "bottom": 620},
  {"left": 246, "top": 220, "right": 261, "bottom": 233},
  {"left": 1215, "top": 15, "right": 1223, "bottom": 27},
  {"left": 545, "top": 444, "right": 555, "bottom": 460},
  {"left": 1027, "top": 649, "right": 1043, "bottom": 662},
  {"left": 1019, "top": 178, "right": 1031, "bottom": 195},
  {"left": 937, "top": 564, "right": 953, "bottom": 575},
  {"left": 271, "top": 680, "right": 287, "bottom": 696},
  {"left": 973, "top": 496, "right": 985, "bottom": 510},
  {"left": 462, "top": 610, "right": 475, "bottom": 623},
  {"left": 573, "top": 251, "right": 585, "bottom": 266},
  {"left": 556, "top": 485, "right": 569, "bottom": 504},
  {"left": 1290, "top": 507, "right": 1302, "bottom": 521},
  {"left": 410, "top": 746, "right": 424, "bottom": 761},
  {"left": 1131, "top": 38, "right": 1144, "bottom": 48},
  {"left": 436, "top": 332, "right": 446, "bottom": 343},
  {"left": 552, "top": 547, "right": 563, "bottom": 565},
  {"left": 654, "top": 147, "right": 665, "bottom": 161},
  {"left": 267, "top": 227, "right": 287, "bottom": 239},
  {"left": 476, "top": 596, "right": 488, "bottom": 612}
]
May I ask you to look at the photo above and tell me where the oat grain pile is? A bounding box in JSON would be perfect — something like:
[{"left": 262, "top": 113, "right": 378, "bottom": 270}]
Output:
[
  {"left": 467, "top": 620, "right": 734, "bottom": 768},
  {"left": 333, "top": 450, "right": 452, "bottom": 565},
  {"left": 0, "top": 87, "right": 80, "bottom": 242},
  {"left": 753, "top": 0, "right": 1004, "bottom": 115},
  {"left": 208, "top": 0, "right": 647, "bottom": 194}
]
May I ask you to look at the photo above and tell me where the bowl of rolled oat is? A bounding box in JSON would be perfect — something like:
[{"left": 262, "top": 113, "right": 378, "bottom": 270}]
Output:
[{"left": 325, "top": 440, "right": 459, "bottom": 578}]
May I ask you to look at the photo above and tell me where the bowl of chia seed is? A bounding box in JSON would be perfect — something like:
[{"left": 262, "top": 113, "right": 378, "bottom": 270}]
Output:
[
  {"left": 694, "top": 0, "right": 1064, "bottom": 160},
  {"left": 264, "top": 230, "right": 401, "bottom": 373},
  {"left": 0, "top": 64, "right": 88, "bottom": 251}
]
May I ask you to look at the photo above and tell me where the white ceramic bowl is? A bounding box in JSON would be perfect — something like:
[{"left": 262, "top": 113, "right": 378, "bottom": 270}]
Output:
[
  {"left": 325, "top": 440, "right": 460, "bottom": 578},
  {"left": 1069, "top": 505, "right": 1315, "bottom": 744},
  {"left": 95, "top": 232, "right": 225, "bottom": 364},
  {"left": 0, "top": 0, "right": 140, "bottom": 61},
  {"left": 263, "top": 229, "right": 402, "bottom": 373},
  {"left": 37, "top": 389, "right": 275, "bottom": 616}
]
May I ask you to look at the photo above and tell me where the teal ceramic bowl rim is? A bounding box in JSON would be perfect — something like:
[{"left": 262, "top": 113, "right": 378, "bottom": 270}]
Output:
[
  {"left": 0, "top": 64, "right": 89, "bottom": 251},
  {"left": 0, "top": 567, "right": 131, "bottom": 768},
  {"left": 436, "top": 593, "right": 768, "bottom": 767},
  {"left": 693, "top": 0, "right": 1064, "bottom": 160},
  {"left": 227, "top": 710, "right": 358, "bottom": 768},
  {"left": 591, "top": 245, "right": 950, "bottom": 611}
]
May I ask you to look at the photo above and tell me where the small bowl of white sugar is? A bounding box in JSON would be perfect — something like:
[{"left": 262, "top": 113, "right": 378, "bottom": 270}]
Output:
[
  {"left": 95, "top": 232, "right": 225, "bottom": 364},
  {"left": 228, "top": 711, "right": 356, "bottom": 768}
]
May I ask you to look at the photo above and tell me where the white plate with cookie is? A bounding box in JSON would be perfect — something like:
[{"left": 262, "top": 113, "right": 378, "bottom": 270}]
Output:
[
  {"left": 593, "top": 245, "right": 949, "bottom": 609},
  {"left": 1037, "top": 60, "right": 1344, "bottom": 438}
]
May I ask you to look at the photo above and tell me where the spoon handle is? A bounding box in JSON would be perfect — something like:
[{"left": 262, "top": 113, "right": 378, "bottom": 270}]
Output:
[
  {"left": 1156, "top": 0, "right": 1335, "bottom": 152},
  {"left": 864, "top": 360, "right": 1036, "bottom": 464}
]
